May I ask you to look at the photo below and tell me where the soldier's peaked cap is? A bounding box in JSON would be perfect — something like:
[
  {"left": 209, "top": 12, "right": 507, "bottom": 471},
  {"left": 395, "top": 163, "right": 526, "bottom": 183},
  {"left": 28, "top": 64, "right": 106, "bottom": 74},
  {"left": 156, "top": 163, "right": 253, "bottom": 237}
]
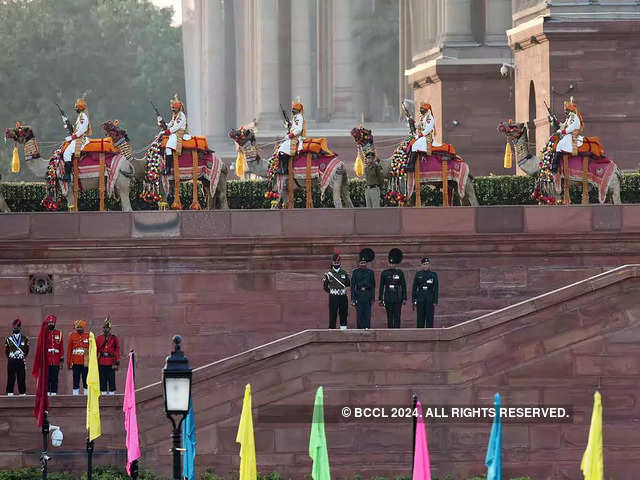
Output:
[
  {"left": 359, "top": 248, "right": 375, "bottom": 263},
  {"left": 388, "top": 248, "right": 403, "bottom": 264}
]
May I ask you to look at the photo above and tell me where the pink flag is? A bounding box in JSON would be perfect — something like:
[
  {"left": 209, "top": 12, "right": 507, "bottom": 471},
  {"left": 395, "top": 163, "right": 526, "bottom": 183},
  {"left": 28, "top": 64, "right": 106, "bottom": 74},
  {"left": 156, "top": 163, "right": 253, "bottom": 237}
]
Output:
[
  {"left": 412, "top": 401, "right": 432, "bottom": 480},
  {"left": 123, "top": 353, "right": 141, "bottom": 474}
]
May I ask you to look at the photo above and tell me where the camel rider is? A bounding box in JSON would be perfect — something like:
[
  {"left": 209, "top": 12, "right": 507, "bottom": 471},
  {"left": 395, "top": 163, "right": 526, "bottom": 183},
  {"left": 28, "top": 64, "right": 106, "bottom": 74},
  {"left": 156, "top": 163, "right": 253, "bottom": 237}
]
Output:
[
  {"left": 552, "top": 97, "right": 584, "bottom": 172},
  {"left": 408, "top": 102, "right": 442, "bottom": 171},
  {"left": 62, "top": 96, "right": 92, "bottom": 181},
  {"left": 160, "top": 94, "right": 191, "bottom": 175},
  {"left": 277, "top": 101, "right": 305, "bottom": 175}
]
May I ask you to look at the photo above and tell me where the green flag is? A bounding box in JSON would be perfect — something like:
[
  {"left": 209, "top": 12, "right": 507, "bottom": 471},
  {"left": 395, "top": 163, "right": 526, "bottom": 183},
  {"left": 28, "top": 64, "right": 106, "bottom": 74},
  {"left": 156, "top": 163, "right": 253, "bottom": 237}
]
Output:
[{"left": 309, "top": 386, "right": 331, "bottom": 480}]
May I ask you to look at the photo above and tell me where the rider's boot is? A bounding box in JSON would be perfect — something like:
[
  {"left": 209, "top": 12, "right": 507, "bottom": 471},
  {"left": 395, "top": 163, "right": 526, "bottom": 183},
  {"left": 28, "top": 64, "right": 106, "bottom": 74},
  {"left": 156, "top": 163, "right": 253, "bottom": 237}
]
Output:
[
  {"left": 62, "top": 161, "right": 72, "bottom": 182},
  {"left": 407, "top": 151, "right": 418, "bottom": 172},
  {"left": 163, "top": 152, "right": 173, "bottom": 176},
  {"left": 278, "top": 152, "right": 291, "bottom": 175},
  {"left": 550, "top": 152, "right": 560, "bottom": 173}
]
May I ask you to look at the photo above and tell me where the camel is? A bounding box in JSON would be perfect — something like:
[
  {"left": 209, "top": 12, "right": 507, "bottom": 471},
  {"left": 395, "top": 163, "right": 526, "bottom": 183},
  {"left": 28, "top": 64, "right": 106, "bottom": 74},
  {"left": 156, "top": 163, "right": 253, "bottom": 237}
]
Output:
[
  {"left": 5, "top": 122, "right": 135, "bottom": 211},
  {"left": 350, "top": 127, "right": 479, "bottom": 206},
  {"left": 138, "top": 132, "right": 229, "bottom": 210},
  {"left": 497, "top": 120, "right": 621, "bottom": 204},
  {"left": 228, "top": 128, "right": 353, "bottom": 208}
]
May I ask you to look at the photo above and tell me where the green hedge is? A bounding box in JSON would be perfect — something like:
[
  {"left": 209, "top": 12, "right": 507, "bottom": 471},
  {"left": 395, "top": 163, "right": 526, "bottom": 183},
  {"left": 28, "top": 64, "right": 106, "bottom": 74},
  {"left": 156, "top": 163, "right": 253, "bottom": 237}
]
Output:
[
  {"left": 0, "top": 468, "right": 531, "bottom": 480},
  {"left": 1, "top": 174, "right": 639, "bottom": 212}
]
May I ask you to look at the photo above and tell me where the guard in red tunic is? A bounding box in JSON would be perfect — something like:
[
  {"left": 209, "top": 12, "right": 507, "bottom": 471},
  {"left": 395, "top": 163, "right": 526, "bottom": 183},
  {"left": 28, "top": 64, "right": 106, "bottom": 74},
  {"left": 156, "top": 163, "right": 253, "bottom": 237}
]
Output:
[
  {"left": 96, "top": 318, "right": 120, "bottom": 395},
  {"left": 45, "top": 315, "right": 64, "bottom": 395}
]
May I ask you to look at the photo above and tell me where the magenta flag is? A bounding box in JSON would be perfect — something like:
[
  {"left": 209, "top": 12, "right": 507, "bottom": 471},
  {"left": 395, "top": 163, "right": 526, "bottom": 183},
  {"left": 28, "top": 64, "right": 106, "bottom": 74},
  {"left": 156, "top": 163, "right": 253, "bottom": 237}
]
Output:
[
  {"left": 412, "top": 401, "right": 432, "bottom": 480},
  {"left": 123, "top": 352, "right": 141, "bottom": 474}
]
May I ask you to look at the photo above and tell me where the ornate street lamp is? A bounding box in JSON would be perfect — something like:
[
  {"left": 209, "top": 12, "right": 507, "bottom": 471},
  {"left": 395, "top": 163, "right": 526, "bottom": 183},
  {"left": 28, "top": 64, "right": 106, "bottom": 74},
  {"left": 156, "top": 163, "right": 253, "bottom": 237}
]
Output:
[{"left": 162, "top": 335, "right": 192, "bottom": 480}]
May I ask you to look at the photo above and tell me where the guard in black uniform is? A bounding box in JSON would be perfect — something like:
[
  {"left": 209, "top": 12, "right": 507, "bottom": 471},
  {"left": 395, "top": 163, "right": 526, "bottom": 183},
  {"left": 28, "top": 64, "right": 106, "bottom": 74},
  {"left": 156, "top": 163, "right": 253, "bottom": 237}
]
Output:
[
  {"left": 412, "top": 257, "right": 439, "bottom": 328},
  {"left": 351, "top": 248, "right": 376, "bottom": 329},
  {"left": 379, "top": 248, "right": 407, "bottom": 328},
  {"left": 5, "top": 318, "right": 29, "bottom": 396},
  {"left": 322, "top": 250, "right": 351, "bottom": 329}
]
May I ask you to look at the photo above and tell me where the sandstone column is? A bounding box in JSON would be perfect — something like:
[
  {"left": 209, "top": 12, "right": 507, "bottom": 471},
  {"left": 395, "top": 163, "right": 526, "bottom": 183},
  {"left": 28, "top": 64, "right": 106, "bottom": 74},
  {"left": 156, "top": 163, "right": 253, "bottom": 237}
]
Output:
[
  {"left": 291, "top": 0, "right": 314, "bottom": 116},
  {"left": 485, "top": 0, "right": 512, "bottom": 46},
  {"left": 202, "top": 0, "right": 227, "bottom": 143},
  {"left": 331, "top": 0, "right": 362, "bottom": 119},
  {"left": 181, "top": 0, "right": 204, "bottom": 134},
  {"left": 441, "top": 0, "right": 475, "bottom": 45},
  {"left": 256, "top": 0, "right": 281, "bottom": 127}
]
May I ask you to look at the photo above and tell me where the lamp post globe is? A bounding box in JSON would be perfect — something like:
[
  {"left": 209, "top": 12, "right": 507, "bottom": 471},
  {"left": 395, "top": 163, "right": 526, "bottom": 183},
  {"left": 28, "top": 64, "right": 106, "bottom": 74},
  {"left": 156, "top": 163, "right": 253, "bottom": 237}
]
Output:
[{"left": 162, "top": 335, "right": 192, "bottom": 480}]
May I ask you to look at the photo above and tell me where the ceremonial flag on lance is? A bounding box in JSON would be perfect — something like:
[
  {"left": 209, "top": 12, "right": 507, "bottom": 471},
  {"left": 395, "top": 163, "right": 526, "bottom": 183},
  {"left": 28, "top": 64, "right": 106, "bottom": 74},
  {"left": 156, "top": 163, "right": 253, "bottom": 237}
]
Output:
[
  {"left": 183, "top": 394, "right": 197, "bottom": 480},
  {"left": 309, "top": 386, "right": 331, "bottom": 480},
  {"left": 580, "top": 391, "right": 604, "bottom": 480},
  {"left": 485, "top": 393, "right": 502, "bottom": 480},
  {"left": 412, "top": 400, "right": 432, "bottom": 480},
  {"left": 86, "top": 332, "right": 102, "bottom": 441},
  {"left": 236, "top": 384, "right": 255, "bottom": 480},
  {"left": 32, "top": 320, "right": 50, "bottom": 428},
  {"left": 123, "top": 352, "right": 141, "bottom": 475}
]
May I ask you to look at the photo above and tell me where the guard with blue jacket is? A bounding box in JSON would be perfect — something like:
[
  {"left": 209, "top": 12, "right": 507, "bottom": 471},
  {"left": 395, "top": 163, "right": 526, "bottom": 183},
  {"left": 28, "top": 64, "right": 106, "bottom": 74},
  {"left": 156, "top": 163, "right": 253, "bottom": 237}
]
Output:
[
  {"left": 351, "top": 248, "right": 376, "bottom": 329},
  {"left": 379, "top": 248, "right": 407, "bottom": 328},
  {"left": 412, "top": 257, "right": 439, "bottom": 328}
]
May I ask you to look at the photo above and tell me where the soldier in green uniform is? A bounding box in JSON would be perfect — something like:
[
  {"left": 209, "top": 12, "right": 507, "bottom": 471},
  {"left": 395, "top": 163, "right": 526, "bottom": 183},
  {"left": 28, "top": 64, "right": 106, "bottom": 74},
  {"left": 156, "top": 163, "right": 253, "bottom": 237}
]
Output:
[
  {"left": 378, "top": 248, "right": 407, "bottom": 328},
  {"left": 363, "top": 145, "right": 385, "bottom": 208},
  {"left": 322, "top": 250, "right": 351, "bottom": 329},
  {"left": 351, "top": 248, "right": 376, "bottom": 329},
  {"left": 412, "top": 257, "right": 439, "bottom": 328}
]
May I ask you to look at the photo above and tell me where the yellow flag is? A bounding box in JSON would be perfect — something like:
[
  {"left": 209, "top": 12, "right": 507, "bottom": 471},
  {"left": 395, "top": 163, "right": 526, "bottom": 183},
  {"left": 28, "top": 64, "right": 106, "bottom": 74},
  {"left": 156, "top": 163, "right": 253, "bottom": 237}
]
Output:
[
  {"left": 354, "top": 150, "right": 364, "bottom": 178},
  {"left": 580, "top": 391, "right": 603, "bottom": 480},
  {"left": 86, "top": 332, "right": 102, "bottom": 442},
  {"left": 11, "top": 145, "right": 20, "bottom": 173},
  {"left": 236, "top": 149, "right": 247, "bottom": 178},
  {"left": 503, "top": 142, "right": 512, "bottom": 169},
  {"left": 236, "top": 384, "right": 256, "bottom": 480}
]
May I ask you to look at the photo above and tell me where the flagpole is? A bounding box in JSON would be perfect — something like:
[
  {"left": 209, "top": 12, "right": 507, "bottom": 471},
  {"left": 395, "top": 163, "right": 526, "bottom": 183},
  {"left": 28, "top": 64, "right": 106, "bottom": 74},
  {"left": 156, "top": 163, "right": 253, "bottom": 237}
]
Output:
[
  {"left": 130, "top": 350, "right": 139, "bottom": 480},
  {"left": 87, "top": 437, "right": 94, "bottom": 480},
  {"left": 411, "top": 394, "right": 417, "bottom": 477},
  {"left": 40, "top": 410, "right": 49, "bottom": 480}
]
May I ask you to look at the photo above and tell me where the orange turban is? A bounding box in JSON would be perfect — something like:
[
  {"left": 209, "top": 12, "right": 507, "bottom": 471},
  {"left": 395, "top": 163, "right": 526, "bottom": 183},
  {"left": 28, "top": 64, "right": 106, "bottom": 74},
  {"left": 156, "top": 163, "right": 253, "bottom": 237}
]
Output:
[
  {"left": 292, "top": 101, "right": 303, "bottom": 112},
  {"left": 564, "top": 98, "right": 578, "bottom": 113},
  {"left": 420, "top": 102, "right": 432, "bottom": 112},
  {"left": 170, "top": 94, "right": 183, "bottom": 111},
  {"left": 74, "top": 320, "right": 86, "bottom": 330},
  {"left": 74, "top": 97, "right": 87, "bottom": 111}
]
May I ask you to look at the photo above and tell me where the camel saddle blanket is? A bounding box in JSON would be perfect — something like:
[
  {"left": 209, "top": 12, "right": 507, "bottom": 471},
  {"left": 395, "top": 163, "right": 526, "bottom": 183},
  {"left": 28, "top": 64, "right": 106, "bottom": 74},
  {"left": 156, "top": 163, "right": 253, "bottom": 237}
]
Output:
[
  {"left": 301, "top": 138, "right": 333, "bottom": 155},
  {"left": 55, "top": 152, "right": 125, "bottom": 198},
  {"left": 407, "top": 155, "right": 470, "bottom": 200},
  {"left": 406, "top": 140, "right": 458, "bottom": 158},
  {"left": 61, "top": 137, "right": 118, "bottom": 154},
  {"left": 160, "top": 151, "right": 223, "bottom": 197},
  {"left": 551, "top": 136, "right": 606, "bottom": 159},
  {"left": 275, "top": 153, "right": 341, "bottom": 196},
  {"left": 160, "top": 135, "right": 209, "bottom": 152},
  {"left": 553, "top": 155, "right": 615, "bottom": 204}
]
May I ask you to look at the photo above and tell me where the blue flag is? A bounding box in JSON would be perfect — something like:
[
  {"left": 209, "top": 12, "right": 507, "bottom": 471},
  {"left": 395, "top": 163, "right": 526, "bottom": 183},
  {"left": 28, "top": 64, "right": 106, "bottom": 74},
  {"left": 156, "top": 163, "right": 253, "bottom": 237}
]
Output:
[
  {"left": 182, "top": 395, "right": 197, "bottom": 480},
  {"left": 485, "top": 393, "right": 502, "bottom": 480}
]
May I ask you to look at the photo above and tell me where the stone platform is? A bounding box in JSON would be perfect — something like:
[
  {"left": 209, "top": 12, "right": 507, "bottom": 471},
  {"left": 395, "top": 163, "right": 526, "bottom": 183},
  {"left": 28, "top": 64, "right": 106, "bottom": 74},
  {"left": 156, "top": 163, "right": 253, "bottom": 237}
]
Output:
[
  {"left": 1, "top": 265, "right": 639, "bottom": 479},
  {"left": 1, "top": 205, "right": 640, "bottom": 396}
]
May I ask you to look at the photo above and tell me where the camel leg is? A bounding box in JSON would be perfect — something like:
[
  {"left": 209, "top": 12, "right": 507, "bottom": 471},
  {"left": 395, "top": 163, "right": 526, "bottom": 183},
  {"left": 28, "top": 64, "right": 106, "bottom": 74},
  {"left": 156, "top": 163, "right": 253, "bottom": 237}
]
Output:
[
  {"left": 65, "top": 185, "right": 75, "bottom": 211},
  {"left": 0, "top": 192, "right": 9, "bottom": 213},
  {"left": 332, "top": 180, "right": 343, "bottom": 208},
  {"left": 341, "top": 172, "right": 354, "bottom": 208},
  {"left": 608, "top": 174, "right": 622, "bottom": 205},
  {"left": 116, "top": 174, "right": 132, "bottom": 212},
  {"left": 461, "top": 178, "right": 479, "bottom": 206},
  {"left": 216, "top": 172, "right": 229, "bottom": 210},
  {"left": 202, "top": 182, "right": 213, "bottom": 210}
]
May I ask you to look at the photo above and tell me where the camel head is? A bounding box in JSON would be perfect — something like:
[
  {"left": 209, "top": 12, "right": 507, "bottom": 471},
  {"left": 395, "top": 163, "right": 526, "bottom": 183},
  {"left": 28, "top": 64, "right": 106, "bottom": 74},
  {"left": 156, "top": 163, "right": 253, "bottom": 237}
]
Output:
[
  {"left": 497, "top": 120, "right": 527, "bottom": 141},
  {"left": 102, "top": 120, "right": 129, "bottom": 145},
  {"left": 228, "top": 127, "right": 255, "bottom": 147},
  {"left": 5, "top": 122, "right": 35, "bottom": 144},
  {"left": 350, "top": 126, "right": 374, "bottom": 147}
]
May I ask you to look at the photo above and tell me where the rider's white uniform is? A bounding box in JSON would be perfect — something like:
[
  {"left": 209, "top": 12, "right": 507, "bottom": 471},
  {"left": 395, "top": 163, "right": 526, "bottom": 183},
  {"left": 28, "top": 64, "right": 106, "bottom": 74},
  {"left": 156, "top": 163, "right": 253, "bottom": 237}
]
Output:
[
  {"left": 555, "top": 111, "right": 584, "bottom": 153},
  {"left": 278, "top": 112, "right": 304, "bottom": 155},
  {"left": 411, "top": 112, "right": 442, "bottom": 152},
  {"left": 164, "top": 111, "right": 192, "bottom": 155},
  {"left": 63, "top": 112, "right": 90, "bottom": 163}
]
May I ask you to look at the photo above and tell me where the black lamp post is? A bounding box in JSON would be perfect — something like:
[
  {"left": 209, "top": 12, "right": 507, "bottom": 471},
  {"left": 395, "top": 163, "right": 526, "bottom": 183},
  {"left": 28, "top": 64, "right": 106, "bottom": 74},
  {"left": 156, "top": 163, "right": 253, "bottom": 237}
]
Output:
[{"left": 162, "top": 335, "right": 192, "bottom": 480}]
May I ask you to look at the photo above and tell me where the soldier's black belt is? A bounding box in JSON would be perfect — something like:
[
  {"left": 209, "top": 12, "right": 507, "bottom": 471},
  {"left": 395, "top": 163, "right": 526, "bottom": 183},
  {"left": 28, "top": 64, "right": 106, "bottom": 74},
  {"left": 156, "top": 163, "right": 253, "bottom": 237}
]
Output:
[
  {"left": 359, "top": 287, "right": 370, "bottom": 291},
  {"left": 100, "top": 353, "right": 113, "bottom": 357},
  {"left": 366, "top": 185, "right": 380, "bottom": 188}
]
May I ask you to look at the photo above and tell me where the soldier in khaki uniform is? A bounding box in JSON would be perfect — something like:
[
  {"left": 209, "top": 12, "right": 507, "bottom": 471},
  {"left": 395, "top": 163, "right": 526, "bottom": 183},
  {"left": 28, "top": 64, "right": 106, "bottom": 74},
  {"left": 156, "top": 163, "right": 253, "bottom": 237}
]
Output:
[{"left": 363, "top": 145, "right": 385, "bottom": 208}]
